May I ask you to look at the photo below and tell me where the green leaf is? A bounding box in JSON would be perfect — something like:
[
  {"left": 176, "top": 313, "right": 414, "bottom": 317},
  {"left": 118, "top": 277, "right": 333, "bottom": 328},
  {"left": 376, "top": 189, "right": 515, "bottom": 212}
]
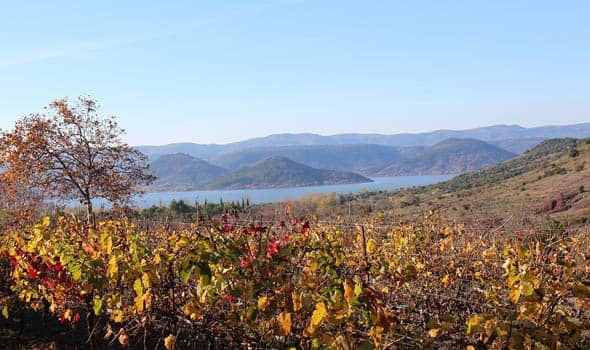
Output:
[
  {"left": 357, "top": 341, "right": 375, "bottom": 350},
  {"left": 354, "top": 284, "right": 362, "bottom": 297},
  {"left": 93, "top": 296, "right": 103, "bottom": 316},
  {"left": 133, "top": 278, "right": 143, "bottom": 297},
  {"left": 69, "top": 263, "right": 82, "bottom": 281},
  {"left": 60, "top": 254, "right": 73, "bottom": 266},
  {"left": 180, "top": 266, "right": 194, "bottom": 283},
  {"left": 518, "top": 247, "right": 531, "bottom": 260},
  {"left": 521, "top": 283, "right": 534, "bottom": 297}
]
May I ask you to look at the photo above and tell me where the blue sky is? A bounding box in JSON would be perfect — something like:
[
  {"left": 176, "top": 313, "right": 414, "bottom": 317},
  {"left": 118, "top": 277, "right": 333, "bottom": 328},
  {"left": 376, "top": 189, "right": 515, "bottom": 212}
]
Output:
[{"left": 1, "top": 1, "right": 589, "bottom": 145}]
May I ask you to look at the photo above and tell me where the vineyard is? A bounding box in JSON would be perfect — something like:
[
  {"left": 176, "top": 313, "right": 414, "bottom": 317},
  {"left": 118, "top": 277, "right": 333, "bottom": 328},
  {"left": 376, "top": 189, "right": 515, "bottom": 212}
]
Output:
[{"left": 1, "top": 211, "right": 589, "bottom": 349}]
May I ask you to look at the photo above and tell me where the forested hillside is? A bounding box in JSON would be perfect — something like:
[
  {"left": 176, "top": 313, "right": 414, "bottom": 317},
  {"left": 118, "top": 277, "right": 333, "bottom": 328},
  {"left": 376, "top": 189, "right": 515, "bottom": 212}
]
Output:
[{"left": 201, "top": 156, "right": 372, "bottom": 190}]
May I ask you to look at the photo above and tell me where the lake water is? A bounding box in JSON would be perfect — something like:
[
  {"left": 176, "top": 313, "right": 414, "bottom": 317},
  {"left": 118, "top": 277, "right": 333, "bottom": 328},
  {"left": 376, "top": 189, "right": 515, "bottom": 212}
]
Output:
[{"left": 132, "top": 175, "right": 454, "bottom": 208}]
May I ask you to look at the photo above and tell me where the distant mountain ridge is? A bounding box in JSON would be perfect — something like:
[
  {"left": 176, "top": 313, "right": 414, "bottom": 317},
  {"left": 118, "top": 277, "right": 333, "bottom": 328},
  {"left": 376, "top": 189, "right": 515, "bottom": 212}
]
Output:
[
  {"left": 148, "top": 153, "right": 227, "bottom": 191},
  {"left": 208, "top": 144, "right": 412, "bottom": 173},
  {"left": 139, "top": 124, "right": 590, "bottom": 192},
  {"left": 206, "top": 139, "right": 514, "bottom": 176},
  {"left": 200, "top": 156, "right": 372, "bottom": 190},
  {"left": 374, "top": 139, "right": 516, "bottom": 176},
  {"left": 144, "top": 139, "right": 518, "bottom": 191},
  {"left": 136, "top": 123, "right": 590, "bottom": 159}
]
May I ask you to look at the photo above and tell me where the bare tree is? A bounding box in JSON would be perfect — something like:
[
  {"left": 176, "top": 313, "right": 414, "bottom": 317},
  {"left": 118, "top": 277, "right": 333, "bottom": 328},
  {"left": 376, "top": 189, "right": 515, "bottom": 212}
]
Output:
[{"left": 0, "top": 96, "right": 154, "bottom": 223}]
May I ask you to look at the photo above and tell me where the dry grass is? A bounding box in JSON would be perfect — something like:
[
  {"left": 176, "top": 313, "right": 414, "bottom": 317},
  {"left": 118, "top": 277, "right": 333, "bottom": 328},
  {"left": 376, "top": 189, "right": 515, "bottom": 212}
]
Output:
[{"left": 330, "top": 139, "right": 590, "bottom": 230}]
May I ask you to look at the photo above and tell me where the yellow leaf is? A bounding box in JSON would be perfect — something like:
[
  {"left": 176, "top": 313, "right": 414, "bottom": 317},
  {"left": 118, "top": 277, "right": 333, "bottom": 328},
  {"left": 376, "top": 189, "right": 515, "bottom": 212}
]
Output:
[
  {"left": 258, "top": 296, "right": 268, "bottom": 310},
  {"left": 142, "top": 273, "right": 150, "bottom": 289},
  {"left": 144, "top": 291, "right": 153, "bottom": 311},
  {"left": 182, "top": 301, "right": 200, "bottom": 321},
  {"left": 369, "top": 326, "right": 384, "bottom": 347},
  {"left": 99, "top": 233, "right": 112, "bottom": 254},
  {"left": 344, "top": 280, "right": 355, "bottom": 305},
  {"left": 507, "top": 274, "right": 519, "bottom": 288},
  {"left": 134, "top": 295, "right": 144, "bottom": 313},
  {"left": 366, "top": 239, "right": 377, "bottom": 253},
  {"left": 105, "top": 323, "right": 114, "bottom": 339},
  {"left": 64, "top": 308, "right": 73, "bottom": 321},
  {"left": 303, "top": 302, "right": 327, "bottom": 337},
  {"left": 164, "top": 334, "right": 176, "bottom": 350},
  {"left": 311, "top": 302, "right": 327, "bottom": 326},
  {"left": 428, "top": 328, "right": 440, "bottom": 338},
  {"left": 199, "top": 289, "right": 208, "bottom": 304},
  {"left": 509, "top": 288, "right": 521, "bottom": 304},
  {"left": 107, "top": 256, "right": 118, "bottom": 279},
  {"left": 112, "top": 309, "right": 124, "bottom": 323},
  {"left": 442, "top": 274, "right": 450, "bottom": 288},
  {"left": 278, "top": 312, "right": 292, "bottom": 335},
  {"left": 133, "top": 278, "right": 144, "bottom": 312},
  {"left": 2, "top": 305, "right": 8, "bottom": 319},
  {"left": 466, "top": 315, "right": 484, "bottom": 336},
  {"left": 292, "top": 292, "right": 302, "bottom": 312},
  {"left": 483, "top": 246, "right": 496, "bottom": 260}
]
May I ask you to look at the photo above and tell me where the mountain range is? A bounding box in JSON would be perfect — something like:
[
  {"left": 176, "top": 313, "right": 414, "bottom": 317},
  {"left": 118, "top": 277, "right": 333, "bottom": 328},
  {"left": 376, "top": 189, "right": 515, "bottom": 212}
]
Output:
[
  {"left": 140, "top": 123, "right": 590, "bottom": 192},
  {"left": 137, "top": 123, "right": 590, "bottom": 159},
  {"left": 208, "top": 144, "right": 412, "bottom": 173},
  {"left": 146, "top": 139, "right": 516, "bottom": 191}
]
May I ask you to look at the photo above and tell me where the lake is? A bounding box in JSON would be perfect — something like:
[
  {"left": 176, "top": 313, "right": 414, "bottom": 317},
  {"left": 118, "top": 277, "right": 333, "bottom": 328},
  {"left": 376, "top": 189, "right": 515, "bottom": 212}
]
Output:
[{"left": 131, "top": 175, "right": 454, "bottom": 208}]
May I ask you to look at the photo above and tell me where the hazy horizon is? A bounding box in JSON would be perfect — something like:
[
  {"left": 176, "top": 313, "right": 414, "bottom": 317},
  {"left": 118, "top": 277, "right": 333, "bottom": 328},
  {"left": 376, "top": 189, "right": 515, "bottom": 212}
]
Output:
[{"left": 133, "top": 122, "right": 590, "bottom": 147}]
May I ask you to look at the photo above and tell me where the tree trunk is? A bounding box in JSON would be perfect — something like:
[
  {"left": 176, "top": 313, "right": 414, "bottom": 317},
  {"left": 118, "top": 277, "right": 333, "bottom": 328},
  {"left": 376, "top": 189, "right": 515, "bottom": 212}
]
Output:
[{"left": 85, "top": 199, "right": 94, "bottom": 226}]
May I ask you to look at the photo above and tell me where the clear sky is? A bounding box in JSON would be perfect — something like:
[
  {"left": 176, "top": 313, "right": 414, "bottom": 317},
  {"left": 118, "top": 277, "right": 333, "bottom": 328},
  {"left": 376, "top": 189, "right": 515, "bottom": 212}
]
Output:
[{"left": 1, "top": 1, "right": 589, "bottom": 146}]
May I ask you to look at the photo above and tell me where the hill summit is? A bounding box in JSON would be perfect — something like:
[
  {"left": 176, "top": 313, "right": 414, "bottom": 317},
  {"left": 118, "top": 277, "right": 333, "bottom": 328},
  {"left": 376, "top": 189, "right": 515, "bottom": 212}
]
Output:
[
  {"left": 375, "top": 138, "right": 516, "bottom": 175},
  {"left": 201, "top": 156, "right": 372, "bottom": 190},
  {"left": 148, "top": 153, "right": 227, "bottom": 191}
]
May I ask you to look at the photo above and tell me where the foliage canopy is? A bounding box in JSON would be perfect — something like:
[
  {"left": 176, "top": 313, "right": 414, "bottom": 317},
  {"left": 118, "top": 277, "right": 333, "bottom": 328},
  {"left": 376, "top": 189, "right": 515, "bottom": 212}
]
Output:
[{"left": 0, "top": 96, "right": 154, "bottom": 221}]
